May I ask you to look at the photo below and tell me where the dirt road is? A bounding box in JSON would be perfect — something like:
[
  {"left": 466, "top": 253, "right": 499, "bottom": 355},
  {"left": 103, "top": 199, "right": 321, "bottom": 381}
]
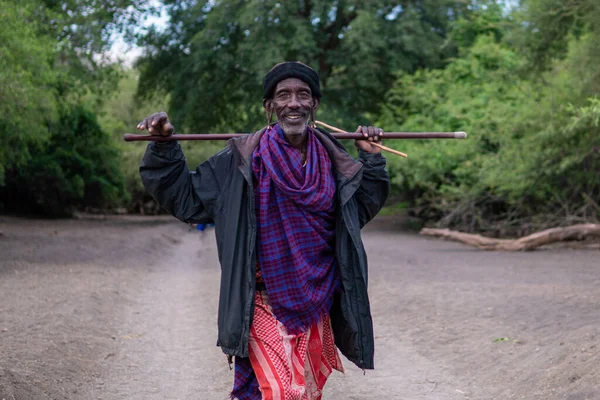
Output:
[{"left": 1, "top": 215, "right": 598, "bottom": 400}]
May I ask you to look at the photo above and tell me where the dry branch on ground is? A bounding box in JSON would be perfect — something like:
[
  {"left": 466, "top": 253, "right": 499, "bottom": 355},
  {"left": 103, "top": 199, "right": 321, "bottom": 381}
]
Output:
[{"left": 420, "top": 224, "right": 600, "bottom": 251}]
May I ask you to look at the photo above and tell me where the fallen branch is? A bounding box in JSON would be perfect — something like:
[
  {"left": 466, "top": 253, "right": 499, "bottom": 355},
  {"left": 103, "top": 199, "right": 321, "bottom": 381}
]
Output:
[{"left": 420, "top": 223, "right": 600, "bottom": 251}]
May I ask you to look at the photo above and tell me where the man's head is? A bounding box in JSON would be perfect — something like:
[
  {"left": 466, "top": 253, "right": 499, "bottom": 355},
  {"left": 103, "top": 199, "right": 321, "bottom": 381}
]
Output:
[{"left": 263, "top": 62, "right": 321, "bottom": 145}]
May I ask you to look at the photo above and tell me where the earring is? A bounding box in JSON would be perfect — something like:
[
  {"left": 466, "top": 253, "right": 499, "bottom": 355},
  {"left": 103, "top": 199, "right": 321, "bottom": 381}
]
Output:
[
  {"left": 309, "top": 108, "right": 316, "bottom": 128},
  {"left": 265, "top": 109, "right": 274, "bottom": 125}
]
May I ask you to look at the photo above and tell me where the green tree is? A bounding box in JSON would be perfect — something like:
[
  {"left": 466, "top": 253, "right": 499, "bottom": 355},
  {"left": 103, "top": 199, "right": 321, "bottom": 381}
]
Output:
[
  {"left": 377, "top": 7, "right": 600, "bottom": 232},
  {"left": 0, "top": 0, "right": 58, "bottom": 185},
  {"left": 34, "top": 0, "right": 159, "bottom": 98},
  {"left": 378, "top": 34, "right": 536, "bottom": 226},
  {"left": 2, "top": 106, "right": 127, "bottom": 216},
  {"left": 98, "top": 70, "right": 225, "bottom": 211},
  {"left": 136, "top": 0, "right": 473, "bottom": 134},
  {"left": 0, "top": 0, "right": 153, "bottom": 215},
  {"left": 515, "top": 0, "right": 600, "bottom": 70}
]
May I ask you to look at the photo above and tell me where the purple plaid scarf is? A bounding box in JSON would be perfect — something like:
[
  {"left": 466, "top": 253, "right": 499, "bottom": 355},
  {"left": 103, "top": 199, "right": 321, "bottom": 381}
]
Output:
[
  {"left": 231, "top": 124, "right": 339, "bottom": 400},
  {"left": 252, "top": 123, "right": 338, "bottom": 333}
]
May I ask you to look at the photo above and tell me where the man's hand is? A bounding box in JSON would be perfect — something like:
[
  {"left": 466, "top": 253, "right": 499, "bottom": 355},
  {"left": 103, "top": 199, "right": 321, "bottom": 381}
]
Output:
[
  {"left": 354, "top": 126, "right": 384, "bottom": 154},
  {"left": 136, "top": 112, "right": 174, "bottom": 136}
]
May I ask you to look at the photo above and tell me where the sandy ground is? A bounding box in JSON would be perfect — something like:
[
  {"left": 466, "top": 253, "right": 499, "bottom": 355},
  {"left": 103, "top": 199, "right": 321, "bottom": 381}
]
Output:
[{"left": 0, "top": 215, "right": 599, "bottom": 400}]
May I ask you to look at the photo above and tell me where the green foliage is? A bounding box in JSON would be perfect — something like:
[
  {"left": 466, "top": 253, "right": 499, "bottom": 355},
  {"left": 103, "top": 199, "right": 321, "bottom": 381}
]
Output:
[
  {"left": 450, "top": 0, "right": 508, "bottom": 49},
  {"left": 378, "top": 21, "right": 600, "bottom": 231},
  {"left": 98, "top": 70, "right": 224, "bottom": 210},
  {"left": 34, "top": 0, "right": 157, "bottom": 98},
  {"left": 2, "top": 106, "right": 127, "bottom": 216},
  {"left": 136, "top": 0, "right": 472, "bottom": 134},
  {"left": 515, "top": 0, "right": 600, "bottom": 71},
  {"left": 0, "top": 0, "right": 147, "bottom": 215},
  {"left": 1, "top": 0, "right": 598, "bottom": 226},
  {"left": 0, "top": 0, "right": 58, "bottom": 184},
  {"left": 483, "top": 98, "right": 600, "bottom": 218},
  {"left": 379, "top": 34, "right": 532, "bottom": 218}
]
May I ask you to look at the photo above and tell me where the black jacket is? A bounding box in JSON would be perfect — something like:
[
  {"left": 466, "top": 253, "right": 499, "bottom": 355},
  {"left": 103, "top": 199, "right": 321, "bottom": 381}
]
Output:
[{"left": 140, "top": 127, "right": 389, "bottom": 369}]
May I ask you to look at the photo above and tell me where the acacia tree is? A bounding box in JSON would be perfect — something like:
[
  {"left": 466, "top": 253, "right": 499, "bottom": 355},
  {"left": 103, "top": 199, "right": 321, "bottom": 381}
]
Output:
[{"left": 136, "top": 0, "right": 473, "bottom": 133}]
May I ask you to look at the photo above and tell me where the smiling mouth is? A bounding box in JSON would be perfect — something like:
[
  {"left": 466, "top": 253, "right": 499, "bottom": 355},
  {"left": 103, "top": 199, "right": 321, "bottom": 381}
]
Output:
[{"left": 284, "top": 114, "right": 306, "bottom": 122}]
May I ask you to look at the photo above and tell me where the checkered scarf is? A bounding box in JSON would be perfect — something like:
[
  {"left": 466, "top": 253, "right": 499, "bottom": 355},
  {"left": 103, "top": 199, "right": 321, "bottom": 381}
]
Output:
[
  {"left": 231, "top": 123, "right": 338, "bottom": 399},
  {"left": 252, "top": 123, "right": 338, "bottom": 333}
]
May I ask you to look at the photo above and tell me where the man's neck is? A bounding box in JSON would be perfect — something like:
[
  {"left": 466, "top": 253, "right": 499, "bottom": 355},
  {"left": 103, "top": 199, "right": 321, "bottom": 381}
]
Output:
[{"left": 283, "top": 129, "right": 308, "bottom": 150}]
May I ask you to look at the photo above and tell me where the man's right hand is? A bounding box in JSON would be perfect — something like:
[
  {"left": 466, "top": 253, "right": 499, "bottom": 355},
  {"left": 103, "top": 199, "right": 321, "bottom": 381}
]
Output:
[{"left": 137, "top": 112, "right": 174, "bottom": 136}]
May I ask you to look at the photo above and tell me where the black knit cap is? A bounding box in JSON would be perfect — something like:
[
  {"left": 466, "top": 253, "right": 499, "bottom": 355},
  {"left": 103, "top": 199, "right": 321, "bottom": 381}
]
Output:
[{"left": 263, "top": 61, "right": 321, "bottom": 100}]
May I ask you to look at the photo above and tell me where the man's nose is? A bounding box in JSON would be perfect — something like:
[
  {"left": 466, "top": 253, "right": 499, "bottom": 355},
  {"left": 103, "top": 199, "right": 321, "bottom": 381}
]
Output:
[{"left": 288, "top": 94, "right": 301, "bottom": 108}]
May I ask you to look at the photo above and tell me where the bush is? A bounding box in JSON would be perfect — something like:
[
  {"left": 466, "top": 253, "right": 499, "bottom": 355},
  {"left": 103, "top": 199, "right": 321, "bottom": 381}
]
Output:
[
  {"left": 1, "top": 106, "right": 127, "bottom": 216},
  {"left": 377, "top": 33, "right": 599, "bottom": 233}
]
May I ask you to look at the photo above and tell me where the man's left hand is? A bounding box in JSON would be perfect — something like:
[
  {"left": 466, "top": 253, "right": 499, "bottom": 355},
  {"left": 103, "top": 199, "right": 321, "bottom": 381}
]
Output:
[{"left": 354, "top": 126, "right": 384, "bottom": 154}]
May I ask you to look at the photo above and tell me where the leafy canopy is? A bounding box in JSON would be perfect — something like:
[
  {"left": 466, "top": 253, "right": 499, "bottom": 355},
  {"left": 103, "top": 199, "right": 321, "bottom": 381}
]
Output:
[
  {"left": 136, "top": 0, "right": 473, "bottom": 133},
  {"left": 377, "top": 1, "right": 600, "bottom": 231},
  {"left": 0, "top": 0, "right": 154, "bottom": 214}
]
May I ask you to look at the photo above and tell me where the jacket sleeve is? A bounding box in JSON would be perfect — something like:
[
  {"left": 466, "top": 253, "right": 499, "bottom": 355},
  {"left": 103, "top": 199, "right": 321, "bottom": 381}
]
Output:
[
  {"left": 139, "top": 141, "right": 223, "bottom": 224},
  {"left": 355, "top": 151, "right": 390, "bottom": 229}
]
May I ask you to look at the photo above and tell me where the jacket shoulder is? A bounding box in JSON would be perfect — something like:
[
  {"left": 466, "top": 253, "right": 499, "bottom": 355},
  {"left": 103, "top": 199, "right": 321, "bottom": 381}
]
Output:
[{"left": 315, "top": 127, "right": 349, "bottom": 152}]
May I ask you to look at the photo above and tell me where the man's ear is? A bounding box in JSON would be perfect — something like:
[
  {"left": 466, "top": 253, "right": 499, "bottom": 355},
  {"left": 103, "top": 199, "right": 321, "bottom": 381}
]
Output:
[
  {"left": 263, "top": 98, "right": 272, "bottom": 112},
  {"left": 312, "top": 97, "right": 320, "bottom": 112}
]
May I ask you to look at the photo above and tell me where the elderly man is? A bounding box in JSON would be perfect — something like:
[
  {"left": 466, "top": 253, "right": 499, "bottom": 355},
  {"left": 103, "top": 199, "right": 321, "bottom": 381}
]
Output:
[{"left": 138, "top": 61, "right": 389, "bottom": 400}]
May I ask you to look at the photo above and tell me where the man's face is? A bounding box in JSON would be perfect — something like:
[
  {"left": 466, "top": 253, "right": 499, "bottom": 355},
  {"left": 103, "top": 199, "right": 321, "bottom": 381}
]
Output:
[{"left": 265, "top": 78, "right": 319, "bottom": 140}]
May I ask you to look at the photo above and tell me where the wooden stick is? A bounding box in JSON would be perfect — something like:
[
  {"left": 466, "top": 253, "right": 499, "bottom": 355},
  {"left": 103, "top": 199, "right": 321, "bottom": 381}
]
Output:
[
  {"left": 314, "top": 120, "right": 347, "bottom": 133},
  {"left": 370, "top": 142, "right": 408, "bottom": 158},
  {"left": 420, "top": 224, "right": 600, "bottom": 251},
  {"left": 124, "top": 131, "right": 468, "bottom": 141},
  {"left": 314, "top": 120, "right": 408, "bottom": 158},
  {"left": 124, "top": 129, "right": 467, "bottom": 142}
]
